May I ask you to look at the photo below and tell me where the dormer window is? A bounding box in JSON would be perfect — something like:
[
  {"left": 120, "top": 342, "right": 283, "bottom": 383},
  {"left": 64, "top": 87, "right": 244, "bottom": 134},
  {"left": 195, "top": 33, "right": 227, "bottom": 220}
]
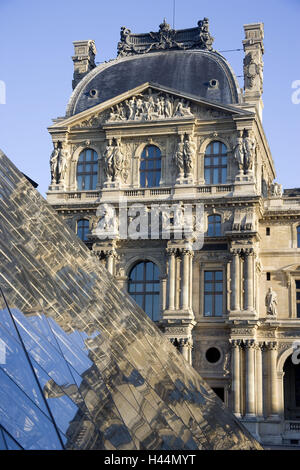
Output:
[{"left": 204, "top": 141, "right": 227, "bottom": 184}]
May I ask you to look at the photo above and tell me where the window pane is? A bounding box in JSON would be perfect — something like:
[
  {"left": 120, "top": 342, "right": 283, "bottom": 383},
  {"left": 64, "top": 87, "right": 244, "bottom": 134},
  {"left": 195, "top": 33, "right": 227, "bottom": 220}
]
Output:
[
  {"left": 128, "top": 261, "right": 160, "bottom": 322},
  {"left": 213, "top": 142, "right": 219, "bottom": 154},
  {"left": 204, "top": 295, "right": 212, "bottom": 316},
  {"left": 215, "top": 271, "right": 223, "bottom": 280},
  {"left": 204, "top": 272, "right": 213, "bottom": 280},
  {"left": 215, "top": 295, "right": 223, "bottom": 316},
  {"left": 204, "top": 169, "right": 211, "bottom": 184},
  {"left": 297, "top": 303, "right": 300, "bottom": 319},
  {"left": 296, "top": 281, "right": 300, "bottom": 289},
  {"left": 221, "top": 168, "right": 227, "bottom": 183},
  {"left": 213, "top": 168, "right": 218, "bottom": 184}
]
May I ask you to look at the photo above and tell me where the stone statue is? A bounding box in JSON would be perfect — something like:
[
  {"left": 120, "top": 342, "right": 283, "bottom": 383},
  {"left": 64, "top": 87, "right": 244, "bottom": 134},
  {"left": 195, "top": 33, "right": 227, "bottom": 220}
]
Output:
[
  {"left": 174, "top": 137, "right": 185, "bottom": 179},
  {"left": 96, "top": 203, "right": 118, "bottom": 237},
  {"left": 174, "top": 101, "right": 193, "bottom": 117},
  {"left": 114, "top": 139, "right": 127, "bottom": 181},
  {"left": 183, "top": 135, "right": 196, "bottom": 176},
  {"left": 270, "top": 182, "right": 283, "bottom": 197},
  {"left": 50, "top": 141, "right": 68, "bottom": 184},
  {"left": 265, "top": 287, "right": 277, "bottom": 316},
  {"left": 234, "top": 133, "right": 245, "bottom": 172},
  {"left": 103, "top": 140, "right": 115, "bottom": 182},
  {"left": 243, "top": 130, "right": 256, "bottom": 172},
  {"left": 50, "top": 142, "right": 59, "bottom": 183}
]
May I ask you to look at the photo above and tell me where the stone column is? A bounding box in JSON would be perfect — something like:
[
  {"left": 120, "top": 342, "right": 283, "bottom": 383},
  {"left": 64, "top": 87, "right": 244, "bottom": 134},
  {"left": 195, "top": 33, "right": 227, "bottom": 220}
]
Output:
[
  {"left": 231, "top": 339, "right": 241, "bottom": 417},
  {"left": 244, "top": 249, "right": 254, "bottom": 311},
  {"left": 255, "top": 342, "right": 264, "bottom": 417},
  {"left": 181, "top": 249, "right": 191, "bottom": 310},
  {"left": 244, "top": 339, "right": 256, "bottom": 417},
  {"left": 160, "top": 276, "right": 167, "bottom": 312},
  {"left": 230, "top": 249, "right": 240, "bottom": 311},
  {"left": 267, "top": 341, "right": 279, "bottom": 417},
  {"left": 168, "top": 248, "right": 176, "bottom": 310},
  {"left": 189, "top": 251, "right": 194, "bottom": 310}
]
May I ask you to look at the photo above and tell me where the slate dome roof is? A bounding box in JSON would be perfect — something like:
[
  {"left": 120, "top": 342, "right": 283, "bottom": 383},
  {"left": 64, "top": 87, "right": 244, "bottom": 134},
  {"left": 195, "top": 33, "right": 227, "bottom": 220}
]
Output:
[{"left": 66, "top": 49, "right": 241, "bottom": 117}]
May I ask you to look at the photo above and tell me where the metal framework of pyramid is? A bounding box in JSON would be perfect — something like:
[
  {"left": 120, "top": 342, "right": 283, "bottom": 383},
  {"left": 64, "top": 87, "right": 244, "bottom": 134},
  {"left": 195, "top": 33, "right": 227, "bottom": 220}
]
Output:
[{"left": 0, "top": 150, "right": 261, "bottom": 450}]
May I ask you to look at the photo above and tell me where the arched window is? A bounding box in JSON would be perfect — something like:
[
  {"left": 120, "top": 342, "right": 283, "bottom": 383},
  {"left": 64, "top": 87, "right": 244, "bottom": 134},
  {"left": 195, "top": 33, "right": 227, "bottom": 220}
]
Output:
[
  {"left": 128, "top": 261, "right": 160, "bottom": 321},
  {"left": 140, "top": 145, "right": 161, "bottom": 188},
  {"left": 207, "top": 214, "right": 221, "bottom": 236},
  {"left": 204, "top": 141, "right": 227, "bottom": 184},
  {"left": 297, "top": 226, "right": 300, "bottom": 248},
  {"left": 77, "top": 219, "right": 90, "bottom": 242},
  {"left": 76, "top": 148, "right": 98, "bottom": 190}
]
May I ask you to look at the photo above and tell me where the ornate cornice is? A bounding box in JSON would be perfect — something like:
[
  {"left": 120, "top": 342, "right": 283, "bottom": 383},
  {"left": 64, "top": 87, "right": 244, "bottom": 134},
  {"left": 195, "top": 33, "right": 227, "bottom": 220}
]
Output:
[{"left": 117, "top": 19, "right": 214, "bottom": 57}]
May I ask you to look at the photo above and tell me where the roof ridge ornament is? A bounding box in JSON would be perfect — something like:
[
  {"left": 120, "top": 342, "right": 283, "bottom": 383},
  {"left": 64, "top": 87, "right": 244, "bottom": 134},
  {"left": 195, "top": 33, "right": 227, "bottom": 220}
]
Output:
[{"left": 117, "top": 18, "right": 214, "bottom": 57}]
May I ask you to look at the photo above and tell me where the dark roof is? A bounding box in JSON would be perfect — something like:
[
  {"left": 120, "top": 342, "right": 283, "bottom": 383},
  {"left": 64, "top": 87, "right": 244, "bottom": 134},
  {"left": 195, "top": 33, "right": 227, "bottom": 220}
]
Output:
[
  {"left": 67, "top": 50, "right": 241, "bottom": 116},
  {"left": 284, "top": 188, "right": 300, "bottom": 197}
]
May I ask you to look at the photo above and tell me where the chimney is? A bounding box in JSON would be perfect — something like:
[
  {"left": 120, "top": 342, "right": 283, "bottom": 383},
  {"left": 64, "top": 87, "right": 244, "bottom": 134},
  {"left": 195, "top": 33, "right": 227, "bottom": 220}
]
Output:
[
  {"left": 72, "top": 40, "right": 97, "bottom": 90},
  {"left": 243, "top": 23, "right": 264, "bottom": 120}
]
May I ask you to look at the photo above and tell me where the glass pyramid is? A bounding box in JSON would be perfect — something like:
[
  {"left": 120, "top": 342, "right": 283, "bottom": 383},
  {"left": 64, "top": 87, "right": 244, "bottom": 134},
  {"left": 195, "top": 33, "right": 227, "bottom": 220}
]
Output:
[{"left": 0, "top": 150, "right": 261, "bottom": 450}]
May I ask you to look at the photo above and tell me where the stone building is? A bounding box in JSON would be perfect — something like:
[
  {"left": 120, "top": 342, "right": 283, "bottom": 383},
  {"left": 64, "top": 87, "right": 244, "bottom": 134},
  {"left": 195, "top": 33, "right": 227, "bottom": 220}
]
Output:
[{"left": 46, "top": 19, "right": 300, "bottom": 447}]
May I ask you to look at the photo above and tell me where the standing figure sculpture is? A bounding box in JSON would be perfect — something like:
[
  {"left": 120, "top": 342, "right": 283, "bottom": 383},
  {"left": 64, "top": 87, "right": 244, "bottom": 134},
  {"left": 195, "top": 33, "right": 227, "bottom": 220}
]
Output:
[
  {"left": 50, "top": 141, "right": 67, "bottom": 184},
  {"left": 234, "top": 132, "right": 245, "bottom": 173},
  {"left": 103, "top": 140, "right": 115, "bottom": 182},
  {"left": 174, "top": 136, "right": 185, "bottom": 180},
  {"left": 265, "top": 287, "right": 278, "bottom": 316},
  {"left": 50, "top": 142, "right": 60, "bottom": 183},
  {"left": 114, "top": 139, "right": 127, "bottom": 181},
  {"left": 243, "top": 130, "right": 256, "bottom": 173},
  {"left": 183, "top": 135, "right": 196, "bottom": 177}
]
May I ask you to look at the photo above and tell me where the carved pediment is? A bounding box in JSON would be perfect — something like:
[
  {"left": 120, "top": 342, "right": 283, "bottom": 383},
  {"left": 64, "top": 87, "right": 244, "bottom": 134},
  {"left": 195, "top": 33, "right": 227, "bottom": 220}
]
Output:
[{"left": 49, "top": 82, "right": 252, "bottom": 132}]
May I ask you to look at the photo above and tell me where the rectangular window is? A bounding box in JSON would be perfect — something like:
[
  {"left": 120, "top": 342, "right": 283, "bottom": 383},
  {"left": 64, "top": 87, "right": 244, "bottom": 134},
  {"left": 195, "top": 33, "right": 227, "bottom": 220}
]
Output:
[
  {"left": 204, "top": 271, "right": 224, "bottom": 317},
  {"left": 296, "top": 281, "right": 300, "bottom": 318}
]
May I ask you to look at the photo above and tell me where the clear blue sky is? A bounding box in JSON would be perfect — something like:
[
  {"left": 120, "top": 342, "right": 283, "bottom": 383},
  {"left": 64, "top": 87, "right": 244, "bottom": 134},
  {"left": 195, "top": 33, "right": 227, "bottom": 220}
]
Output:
[{"left": 0, "top": 0, "right": 299, "bottom": 196}]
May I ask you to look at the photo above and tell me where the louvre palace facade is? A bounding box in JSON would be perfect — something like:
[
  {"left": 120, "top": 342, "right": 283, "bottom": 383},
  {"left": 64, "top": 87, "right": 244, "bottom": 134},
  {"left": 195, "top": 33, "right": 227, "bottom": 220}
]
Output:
[{"left": 46, "top": 19, "right": 300, "bottom": 447}]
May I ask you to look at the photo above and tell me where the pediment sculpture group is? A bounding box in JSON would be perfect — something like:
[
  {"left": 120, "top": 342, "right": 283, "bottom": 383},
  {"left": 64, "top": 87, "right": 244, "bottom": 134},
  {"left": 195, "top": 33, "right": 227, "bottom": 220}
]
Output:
[{"left": 108, "top": 92, "right": 193, "bottom": 123}]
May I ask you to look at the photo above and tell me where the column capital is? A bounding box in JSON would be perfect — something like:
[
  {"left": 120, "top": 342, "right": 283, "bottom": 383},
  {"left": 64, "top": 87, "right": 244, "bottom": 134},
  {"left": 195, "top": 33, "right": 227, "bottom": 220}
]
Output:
[
  {"left": 230, "top": 248, "right": 242, "bottom": 256},
  {"left": 244, "top": 339, "right": 256, "bottom": 349},
  {"left": 266, "top": 341, "right": 278, "bottom": 351},
  {"left": 167, "top": 247, "right": 177, "bottom": 256},
  {"left": 230, "top": 339, "right": 242, "bottom": 348},
  {"left": 244, "top": 247, "right": 255, "bottom": 257}
]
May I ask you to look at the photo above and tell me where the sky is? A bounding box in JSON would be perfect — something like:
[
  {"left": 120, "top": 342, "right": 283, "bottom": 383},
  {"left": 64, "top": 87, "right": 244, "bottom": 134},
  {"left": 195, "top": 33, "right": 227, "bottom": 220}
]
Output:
[{"left": 0, "top": 0, "right": 299, "bottom": 196}]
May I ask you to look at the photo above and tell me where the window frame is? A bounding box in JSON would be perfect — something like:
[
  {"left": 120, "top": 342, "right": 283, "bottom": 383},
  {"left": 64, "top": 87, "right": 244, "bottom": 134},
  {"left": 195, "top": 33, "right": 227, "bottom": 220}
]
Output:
[
  {"left": 76, "top": 148, "right": 98, "bottom": 191},
  {"left": 204, "top": 141, "right": 228, "bottom": 185},
  {"left": 139, "top": 145, "right": 161, "bottom": 189},
  {"left": 203, "top": 270, "right": 224, "bottom": 317},
  {"left": 207, "top": 214, "right": 222, "bottom": 237},
  {"left": 128, "top": 261, "right": 160, "bottom": 322}
]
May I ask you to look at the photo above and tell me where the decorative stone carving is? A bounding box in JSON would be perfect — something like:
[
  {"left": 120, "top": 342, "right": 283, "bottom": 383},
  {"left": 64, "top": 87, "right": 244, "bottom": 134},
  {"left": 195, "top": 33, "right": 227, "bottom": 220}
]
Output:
[
  {"left": 103, "top": 138, "right": 129, "bottom": 183},
  {"left": 234, "top": 129, "right": 256, "bottom": 175},
  {"left": 270, "top": 182, "right": 283, "bottom": 198},
  {"left": 265, "top": 287, "right": 278, "bottom": 316},
  {"left": 243, "top": 51, "right": 263, "bottom": 94},
  {"left": 117, "top": 18, "right": 214, "bottom": 57},
  {"left": 50, "top": 141, "right": 69, "bottom": 184},
  {"left": 107, "top": 90, "right": 193, "bottom": 123},
  {"left": 94, "top": 203, "right": 118, "bottom": 237},
  {"left": 174, "top": 134, "right": 196, "bottom": 181}
]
